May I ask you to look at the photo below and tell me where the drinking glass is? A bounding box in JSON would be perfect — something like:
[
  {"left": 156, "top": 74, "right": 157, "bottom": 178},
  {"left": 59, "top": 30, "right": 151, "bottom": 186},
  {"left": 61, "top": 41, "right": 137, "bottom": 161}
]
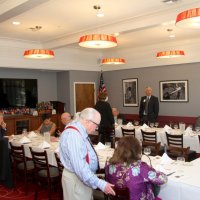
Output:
[
  {"left": 134, "top": 120, "right": 139, "bottom": 126},
  {"left": 155, "top": 122, "right": 159, "bottom": 128},
  {"left": 44, "top": 132, "right": 50, "bottom": 143},
  {"left": 173, "top": 124, "right": 178, "bottom": 130},
  {"left": 195, "top": 126, "right": 200, "bottom": 133},
  {"left": 179, "top": 122, "right": 186, "bottom": 133},
  {"left": 144, "top": 147, "right": 151, "bottom": 156},
  {"left": 150, "top": 123, "right": 154, "bottom": 128},
  {"left": 105, "top": 142, "right": 111, "bottom": 148},
  {"left": 176, "top": 156, "right": 185, "bottom": 165},
  {"left": 22, "top": 128, "right": 28, "bottom": 136}
]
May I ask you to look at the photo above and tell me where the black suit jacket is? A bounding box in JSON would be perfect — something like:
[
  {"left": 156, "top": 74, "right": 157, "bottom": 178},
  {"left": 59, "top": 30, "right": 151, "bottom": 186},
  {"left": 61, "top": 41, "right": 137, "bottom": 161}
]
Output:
[
  {"left": 94, "top": 100, "right": 114, "bottom": 132},
  {"left": 0, "top": 127, "right": 6, "bottom": 138},
  {"left": 139, "top": 95, "right": 159, "bottom": 122}
]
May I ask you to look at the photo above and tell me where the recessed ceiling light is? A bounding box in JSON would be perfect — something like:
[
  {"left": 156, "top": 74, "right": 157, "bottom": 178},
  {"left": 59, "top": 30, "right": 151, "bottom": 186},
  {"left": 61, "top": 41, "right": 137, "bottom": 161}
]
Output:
[{"left": 12, "top": 21, "right": 21, "bottom": 25}]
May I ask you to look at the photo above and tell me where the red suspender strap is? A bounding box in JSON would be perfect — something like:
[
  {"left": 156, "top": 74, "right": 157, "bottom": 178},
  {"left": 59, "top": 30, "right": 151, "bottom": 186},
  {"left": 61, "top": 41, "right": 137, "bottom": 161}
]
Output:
[{"left": 64, "top": 126, "right": 90, "bottom": 164}]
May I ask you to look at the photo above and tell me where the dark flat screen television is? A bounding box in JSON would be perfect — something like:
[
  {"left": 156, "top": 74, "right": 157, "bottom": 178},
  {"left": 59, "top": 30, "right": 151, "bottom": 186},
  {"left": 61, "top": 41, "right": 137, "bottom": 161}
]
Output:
[{"left": 0, "top": 78, "right": 38, "bottom": 108}]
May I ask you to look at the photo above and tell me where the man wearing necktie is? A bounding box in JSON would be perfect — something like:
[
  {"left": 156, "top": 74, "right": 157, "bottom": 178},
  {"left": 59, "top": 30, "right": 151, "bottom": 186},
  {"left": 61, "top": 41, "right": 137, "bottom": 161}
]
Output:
[{"left": 139, "top": 86, "right": 159, "bottom": 125}]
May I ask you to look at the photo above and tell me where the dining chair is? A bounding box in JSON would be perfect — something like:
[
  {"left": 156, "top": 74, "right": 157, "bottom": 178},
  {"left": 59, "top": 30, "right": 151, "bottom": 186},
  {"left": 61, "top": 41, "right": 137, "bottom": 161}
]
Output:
[
  {"left": 9, "top": 142, "right": 34, "bottom": 194},
  {"left": 54, "top": 152, "right": 64, "bottom": 200},
  {"left": 165, "top": 132, "right": 191, "bottom": 161},
  {"left": 141, "top": 130, "right": 162, "bottom": 156},
  {"left": 121, "top": 127, "right": 135, "bottom": 137},
  {"left": 107, "top": 187, "right": 130, "bottom": 200},
  {"left": 30, "top": 147, "right": 60, "bottom": 200},
  {"left": 104, "top": 126, "right": 116, "bottom": 148}
]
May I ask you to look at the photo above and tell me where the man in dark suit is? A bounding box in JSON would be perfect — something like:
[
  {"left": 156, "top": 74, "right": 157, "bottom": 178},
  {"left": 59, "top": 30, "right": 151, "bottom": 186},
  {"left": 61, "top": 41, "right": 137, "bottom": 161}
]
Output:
[
  {"left": 139, "top": 87, "right": 159, "bottom": 124},
  {"left": 0, "top": 113, "right": 6, "bottom": 138}
]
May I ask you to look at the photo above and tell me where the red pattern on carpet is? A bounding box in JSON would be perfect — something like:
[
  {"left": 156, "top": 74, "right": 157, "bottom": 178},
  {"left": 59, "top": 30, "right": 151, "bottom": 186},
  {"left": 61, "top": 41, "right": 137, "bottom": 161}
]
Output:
[{"left": 0, "top": 183, "right": 60, "bottom": 200}]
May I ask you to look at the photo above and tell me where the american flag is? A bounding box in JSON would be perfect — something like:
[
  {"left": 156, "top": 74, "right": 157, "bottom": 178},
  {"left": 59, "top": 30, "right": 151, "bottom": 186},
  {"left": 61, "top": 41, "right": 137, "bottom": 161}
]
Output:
[{"left": 98, "top": 72, "right": 107, "bottom": 95}]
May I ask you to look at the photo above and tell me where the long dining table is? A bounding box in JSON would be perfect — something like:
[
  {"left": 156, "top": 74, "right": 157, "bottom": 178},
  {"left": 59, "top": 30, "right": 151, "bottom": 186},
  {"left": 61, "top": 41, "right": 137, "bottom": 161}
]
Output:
[
  {"left": 9, "top": 133, "right": 200, "bottom": 200},
  {"left": 115, "top": 125, "right": 200, "bottom": 153}
]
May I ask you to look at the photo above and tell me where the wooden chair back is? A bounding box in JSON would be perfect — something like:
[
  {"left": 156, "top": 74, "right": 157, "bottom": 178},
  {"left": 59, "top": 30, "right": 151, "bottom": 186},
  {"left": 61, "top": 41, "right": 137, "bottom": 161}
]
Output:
[{"left": 121, "top": 127, "right": 135, "bottom": 137}]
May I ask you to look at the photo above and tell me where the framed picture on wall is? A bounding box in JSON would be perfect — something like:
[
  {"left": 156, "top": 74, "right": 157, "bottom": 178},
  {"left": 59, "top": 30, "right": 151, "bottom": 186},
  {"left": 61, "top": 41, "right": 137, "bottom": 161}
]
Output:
[
  {"left": 122, "top": 78, "right": 138, "bottom": 106},
  {"left": 159, "top": 80, "right": 188, "bottom": 102}
]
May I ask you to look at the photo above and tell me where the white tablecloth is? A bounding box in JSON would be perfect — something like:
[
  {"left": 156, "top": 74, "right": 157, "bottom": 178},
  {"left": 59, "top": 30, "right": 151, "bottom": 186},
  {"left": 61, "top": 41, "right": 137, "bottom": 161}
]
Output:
[
  {"left": 10, "top": 134, "right": 59, "bottom": 166},
  {"left": 115, "top": 125, "right": 200, "bottom": 153}
]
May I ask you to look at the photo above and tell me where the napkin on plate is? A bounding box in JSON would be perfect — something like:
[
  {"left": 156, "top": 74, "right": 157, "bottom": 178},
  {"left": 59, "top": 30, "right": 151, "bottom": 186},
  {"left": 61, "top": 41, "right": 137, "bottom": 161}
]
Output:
[
  {"left": 38, "top": 141, "right": 51, "bottom": 149},
  {"left": 94, "top": 142, "right": 107, "bottom": 150},
  {"left": 19, "top": 136, "right": 31, "bottom": 144},
  {"left": 163, "top": 125, "right": 172, "bottom": 133},
  {"left": 28, "top": 131, "right": 37, "bottom": 138},
  {"left": 160, "top": 153, "right": 174, "bottom": 165}
]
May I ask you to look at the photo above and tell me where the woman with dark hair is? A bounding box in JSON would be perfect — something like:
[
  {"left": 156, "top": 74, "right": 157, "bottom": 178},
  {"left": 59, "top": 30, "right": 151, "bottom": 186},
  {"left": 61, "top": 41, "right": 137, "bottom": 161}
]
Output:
[
  {"left": 105, "top": 136, "right": 167, "bottom": 200},
  {"left": 35, "top": 113, "right": 56, "bottom": 136}
]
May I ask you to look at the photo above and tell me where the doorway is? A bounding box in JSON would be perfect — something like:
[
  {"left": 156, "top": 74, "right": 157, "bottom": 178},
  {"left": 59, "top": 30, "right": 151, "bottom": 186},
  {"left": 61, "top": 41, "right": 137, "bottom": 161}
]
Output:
[{"left": 74, "top": 82, "right": 96, "bottom": 113}]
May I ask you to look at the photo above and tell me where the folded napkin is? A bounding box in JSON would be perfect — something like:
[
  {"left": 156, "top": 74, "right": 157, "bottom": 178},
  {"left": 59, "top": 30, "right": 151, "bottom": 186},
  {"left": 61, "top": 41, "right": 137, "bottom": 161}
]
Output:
[
  {"left": 94, "top": 142, "right": 106, "bottom": 150},
  {"left": 28, "top": 131, "right": 37, "bottom": 138},
  {"left": 38, "top": 141, "right": 51, "bottom": 149},
  {"left": 184, "top": 127, "right": 193, "bottom": 136},
  {"left": 19, "top": 136, "right": 31, "bottom": 144},
  {"left": 163, "top": 125, "right": 172, "bottom": 133},
  {"left": 140, "top": 123, "right": 149, "bottom": 130},
  {"left": 160, "top": 153, "right": 174, "bottom": 165},
  {"left": 126, "top": 122, "right": 134, "bottom": 127}
]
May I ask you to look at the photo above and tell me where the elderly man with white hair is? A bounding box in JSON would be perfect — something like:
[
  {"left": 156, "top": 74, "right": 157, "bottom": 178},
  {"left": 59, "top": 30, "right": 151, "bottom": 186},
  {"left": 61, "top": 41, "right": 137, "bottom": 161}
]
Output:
[{"left": 60, "top": 107, "right": 115, "bottom": 200}]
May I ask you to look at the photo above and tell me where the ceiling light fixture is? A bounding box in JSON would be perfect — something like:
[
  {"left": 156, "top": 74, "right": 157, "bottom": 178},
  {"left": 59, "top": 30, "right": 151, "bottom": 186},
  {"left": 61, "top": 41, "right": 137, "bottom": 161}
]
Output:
[
  {"left": 23, "top": 26, "right": 55, "bottom": 59},
  {"left": 102, "top": 58, "right": 125, "bottom": 64},
  {"left": 156, "top": 50, "right": 185, "bottom": 58},
  {"left": 176, "top": 8, "right": 200, "bottom": 29},
  {"left": 94, "top": 5, "right": 104, "bottom": 18},
  {"left": 79, "top": 6, "right": 117, "bottom": 49}
]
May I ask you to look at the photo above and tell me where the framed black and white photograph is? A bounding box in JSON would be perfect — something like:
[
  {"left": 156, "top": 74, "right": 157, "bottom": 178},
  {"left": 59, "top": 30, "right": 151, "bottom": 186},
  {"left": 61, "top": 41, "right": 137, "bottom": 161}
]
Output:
[
  {"left": 159, "top": 80, "right": 188, "bottom": 102},
  {"left": 122, "top": 78, "right": 138, "bottom": 106}
]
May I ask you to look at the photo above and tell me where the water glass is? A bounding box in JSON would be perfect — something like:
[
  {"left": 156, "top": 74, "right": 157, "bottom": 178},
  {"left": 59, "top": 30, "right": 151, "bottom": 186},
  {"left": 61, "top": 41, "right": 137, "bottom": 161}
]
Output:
[
  {"left": 144, "top": 147, "right": 151, "bottom": 156},
  {"left": 155, "top": 122, "right": 159, "bottom": 128},
  {"left": 22, "top": 128, "right": 28, "bottom": 136},
  {"left": 179, "top": 122, "right": 186, "bottom": 133},
  {"left": 176, "top": 156, "right": 185, "bottom": 165},
  {"left": 150, "top": 123, "right": 154, "bottom": 128},
  {"left": 105, "top": 142, "right": 111, "bottom": 148},
  {"left": 195, "top": 126, "right": 200, "bottom": 132},
  {"left": 134, "top": 120, "right": 139, "bottom": 126},
  {"left": 44, "top": 132, "right": 50, "bottom": 143},
  {"left": 173, "top": 124, "right": 178, "bottom": 130}
]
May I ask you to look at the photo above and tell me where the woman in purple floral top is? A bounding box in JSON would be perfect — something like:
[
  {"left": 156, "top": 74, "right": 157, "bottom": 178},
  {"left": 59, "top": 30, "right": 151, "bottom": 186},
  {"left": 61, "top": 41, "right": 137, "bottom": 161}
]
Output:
[{"left": 105, "top": 136, "right": 167, "bottom": 200}]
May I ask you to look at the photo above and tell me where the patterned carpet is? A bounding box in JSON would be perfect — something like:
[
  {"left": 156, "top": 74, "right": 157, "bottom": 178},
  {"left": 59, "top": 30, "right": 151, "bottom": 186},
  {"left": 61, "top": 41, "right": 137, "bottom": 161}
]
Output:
[{"left": 0, "top": 183, "right": 104, "bottom": 200}]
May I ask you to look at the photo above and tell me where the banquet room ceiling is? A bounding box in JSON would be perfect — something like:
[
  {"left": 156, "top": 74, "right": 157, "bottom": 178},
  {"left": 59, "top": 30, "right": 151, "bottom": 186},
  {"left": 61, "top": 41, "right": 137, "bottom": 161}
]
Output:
[
  {"left": 0, "top": 0, "right": 200, "bottom": 72},
  {"left": 0, "top": 0, "right": 200, "bottom": 50}
]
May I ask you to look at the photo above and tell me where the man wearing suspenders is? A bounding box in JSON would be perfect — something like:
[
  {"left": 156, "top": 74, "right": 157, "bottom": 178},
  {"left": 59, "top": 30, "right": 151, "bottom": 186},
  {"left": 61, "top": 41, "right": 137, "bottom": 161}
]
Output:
[{"left": 60, "top": 108, "right": 115, "bottom": 200}]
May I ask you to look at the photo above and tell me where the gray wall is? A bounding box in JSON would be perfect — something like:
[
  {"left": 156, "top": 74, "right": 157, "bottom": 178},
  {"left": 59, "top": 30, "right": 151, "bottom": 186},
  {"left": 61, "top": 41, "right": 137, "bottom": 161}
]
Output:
[
  {"left": 0, "top": 68, "right": 57, "bottom": 103},
  {"left": 104, "top": 62, "right": 200, "bottom": 117}
]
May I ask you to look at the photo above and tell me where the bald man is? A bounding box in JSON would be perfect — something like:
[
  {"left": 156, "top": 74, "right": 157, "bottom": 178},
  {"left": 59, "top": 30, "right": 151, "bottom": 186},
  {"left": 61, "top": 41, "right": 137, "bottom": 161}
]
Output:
[
  {"left": 61, "top": 112, "right": 72, "bottom": 126},
  {"left": 139, "top": 86, "right": 159, "bottom": 124}
]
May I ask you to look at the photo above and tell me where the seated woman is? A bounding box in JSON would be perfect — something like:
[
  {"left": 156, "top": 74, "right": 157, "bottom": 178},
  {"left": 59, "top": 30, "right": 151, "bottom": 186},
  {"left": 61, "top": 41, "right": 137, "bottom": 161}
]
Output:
[
  {"left": 35, "top": 113, "right": 56, "bottom": 136},
  {"left": 105, "top": 136, "right": 167, "bottom": 200}
]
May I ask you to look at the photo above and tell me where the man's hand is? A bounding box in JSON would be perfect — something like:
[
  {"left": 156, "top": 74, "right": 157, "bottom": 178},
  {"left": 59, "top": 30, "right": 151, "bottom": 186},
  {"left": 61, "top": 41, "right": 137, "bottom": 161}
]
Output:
[{"left": 104, "top": 182, "right": 115, "bottom": 196}]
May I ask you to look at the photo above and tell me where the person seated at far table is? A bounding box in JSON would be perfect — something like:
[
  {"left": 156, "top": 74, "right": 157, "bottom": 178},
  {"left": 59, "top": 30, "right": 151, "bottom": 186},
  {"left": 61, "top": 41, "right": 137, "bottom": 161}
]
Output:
[
  {"left": 105, "top": 136, "right": 167, "bottom": 200},
  {"left": 112, "top": 107, "right": 127, "bottom": 125},
  {"left": 55, "top": 112, "right": 72, "bottom": 137},
  {"left": 0, "top": 113, "right": 6, "bottom": 138},
  {"left": 35, "top": 113, "right": 56, "bottom": 136}
]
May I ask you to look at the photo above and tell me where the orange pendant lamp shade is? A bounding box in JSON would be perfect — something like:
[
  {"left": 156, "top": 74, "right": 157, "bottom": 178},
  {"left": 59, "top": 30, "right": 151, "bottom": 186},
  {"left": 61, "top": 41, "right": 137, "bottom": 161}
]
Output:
[
  {"left": 24, "top": 49, "right": 54, "bottom": 59},
  {"left": 176, "top": 8, "right": 200, "bottom": 28},
  {"left": 102, "top": 58, "right": 125, "bottom": 64},
  {"left": 156, "top": 50, "right": 185, "bottom": 58},
  {"left": 79, "top": 34, "right": 117, "bottom": 48}
]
